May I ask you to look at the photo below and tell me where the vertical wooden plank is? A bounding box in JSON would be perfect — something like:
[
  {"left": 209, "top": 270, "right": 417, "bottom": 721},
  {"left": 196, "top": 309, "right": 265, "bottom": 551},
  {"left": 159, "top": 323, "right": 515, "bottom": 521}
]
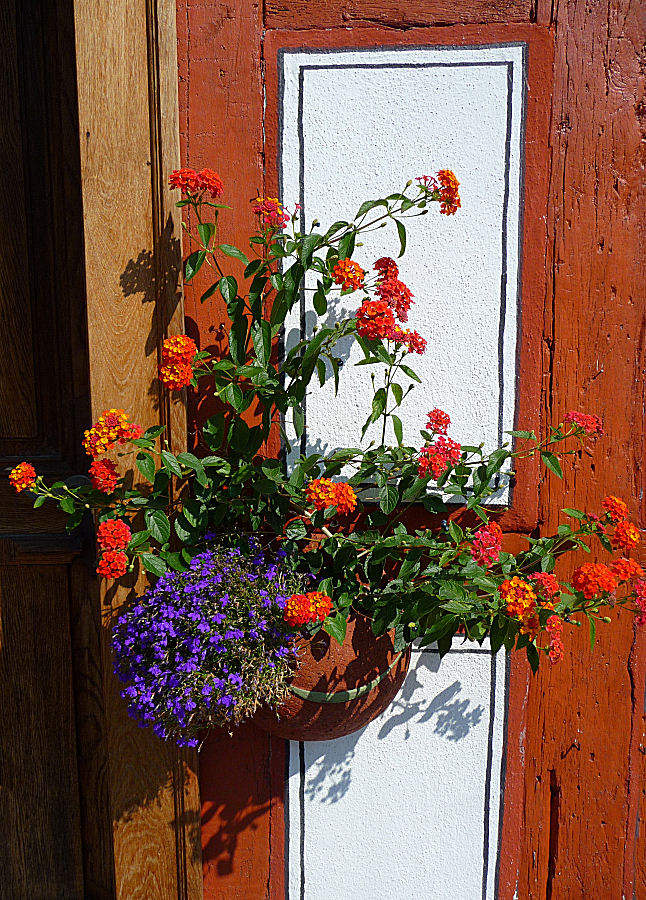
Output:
[
  {"left": 508, "top": 0, "right": 646, "bottom": 897},
  {"left": 0, "top": 560, "right": 84, "bottom": 899},
  {"left": 73, "top": 1, "right": 202, "bottom": 896}
]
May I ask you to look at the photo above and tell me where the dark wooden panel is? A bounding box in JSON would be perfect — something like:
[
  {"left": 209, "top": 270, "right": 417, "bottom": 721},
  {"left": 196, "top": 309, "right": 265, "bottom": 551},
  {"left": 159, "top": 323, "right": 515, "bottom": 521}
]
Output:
[
  {"left": 0, "top": 562, "right": 84, "bottom": 899},
  {"left": 265, "top": 0, "right": 534, "bottom": 30},
  {"left": 0, "top": 0, "right": 38, "bottom": 443}
]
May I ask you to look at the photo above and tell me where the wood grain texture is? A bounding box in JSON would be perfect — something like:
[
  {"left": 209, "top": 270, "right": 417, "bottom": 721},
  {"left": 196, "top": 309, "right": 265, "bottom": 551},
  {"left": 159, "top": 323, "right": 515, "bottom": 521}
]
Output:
[
  {"left": 265, "top": 0, "right": 534, "bottom": 30},
  {"left": 0, "top": 563, "right": 84, "bottom": 899},
  {"left": 498, "top": 1, "right": 646, "bottom": 897},
  {"left": 175, "top": 4, "right": 289, "bottom": 898},
  {"left": 73, "top": 0, "right": 202, "bottom": 896}
]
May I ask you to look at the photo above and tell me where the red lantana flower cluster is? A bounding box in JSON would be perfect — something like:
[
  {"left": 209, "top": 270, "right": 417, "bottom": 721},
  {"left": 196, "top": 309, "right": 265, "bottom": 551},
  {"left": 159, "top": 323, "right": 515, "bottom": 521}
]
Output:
[
  {"left": 417, "top": 436, "right": 462, "bottom": 480},
  {"left": 96, "top": 518, "right": 132, "bottom": 551},
  {"left": 252, "top": 197, "right": 290, "bottom": 230},
  {"left": 306, "top": 478, "right": 357, "bottom": 515},
  {"left": 332, "top": 258, "right": 365, "bottom": 291},
  {"left": 529, "top": 572, "right": 560, "bottom": 601},
  {"left": 169, "top": 167, "right": 224, "bottom": 199},
  {"left": 426, "top": 408, "right": 451, "bottom": 436},
  {"left": 546, "top": 615, "right": 564, "bottom": 664},
  {"left": 95, "top": 519, "right": 131, "bottom": 578},
  {"left": 89, "top": 459, "right": 119, "bottom": 493},
  {"left": 470, "top": 521, "right": 503, "bottom": 568},
  {"left": 374, "top": 257, "right": 414, "bottom": 322},
  {"left": 9, "top": 462, "right": 36, "bottom": 493},
  {"left": 159, "top": 334, "right": 197, "bottom": 392},
  {"left": 96, "top": 550, "right": 129, "bottom": 579},
  {"left": 635, "top": 579, "right": 646, "bottom": 626},
  {"left": 355, "top": 300, "right": 395, "bottom": 340},
  {"left": 83, "top": 410, "right": 143, "bottom": 458},
  {"left": 284, "top": 591, "right": 333, "bottom": 627},
  {"left": 564, "top": 410, "right": 603, "bottom": 435}
]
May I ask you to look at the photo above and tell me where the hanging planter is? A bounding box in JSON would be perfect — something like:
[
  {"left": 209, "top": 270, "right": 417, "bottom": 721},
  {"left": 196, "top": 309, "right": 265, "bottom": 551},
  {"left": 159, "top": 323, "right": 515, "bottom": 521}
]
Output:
[{"left": 254, "top": 615, "right": 411, "bottom": 741}]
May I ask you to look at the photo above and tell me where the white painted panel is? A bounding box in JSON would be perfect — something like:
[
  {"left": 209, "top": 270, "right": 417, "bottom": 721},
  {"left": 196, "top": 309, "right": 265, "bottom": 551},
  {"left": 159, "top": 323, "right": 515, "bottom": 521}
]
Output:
[
  {"left": 279, "top": 44, "right": 527, "bottom": 502},
  {"left": 286, "top": 643, "right": 508, "bottom": 900}
]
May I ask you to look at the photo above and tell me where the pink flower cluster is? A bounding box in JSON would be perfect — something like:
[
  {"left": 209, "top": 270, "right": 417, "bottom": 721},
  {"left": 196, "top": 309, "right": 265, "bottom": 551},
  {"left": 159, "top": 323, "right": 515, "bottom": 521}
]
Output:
[
  {"left": 546, "top": 615, "right": 564, "bottom": 663},
  {"left": 470, "top": 521, "right": 503, "bottom": 568},
  {"left": 564, "top": 410, "right": 603, "bottom": 436},
  {"left": 635, "top": 579, "right": 646, "bottom": 627}
]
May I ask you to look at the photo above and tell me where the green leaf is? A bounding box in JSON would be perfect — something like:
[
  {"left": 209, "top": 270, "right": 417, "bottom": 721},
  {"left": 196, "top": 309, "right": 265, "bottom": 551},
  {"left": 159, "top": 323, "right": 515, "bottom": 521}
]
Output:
[
  {"left": 589, "top": 616, "right": 596, "bottom": 650},
  {"left": 177, "top": 452, "right": 207, "bottom": 486},
  {"left": 219, "top": 243, "right": 249, "bottom": 265},
  {"left": 395, "top": 219, "right": 406, "bottom": 257},
  {"left": 526, "top": 642, "right": 540, "bottom": 674},
  {"left": 285, "top": 518, "right": 308, "bottom": 540},
  {"left": 391, "top": 383, "right": 403, "bottom": 406},
  {"left": 128, "top": 530, "right": 150, "bottom": 549},
  {"left": 251, "top": 319, "right": 271, "bottom": 367},
  {"left": 400, "top": 364, "right": 422, "bottom": 384},
  {"left": 160, "top": 450, "right": 182, "bottom": 476},
  {"left": 324, "top": 613, "right": 347, "bottom": 646},
  {"left": 218, "top": 275, "right": 238, "bottom": 306},
  {"left": 141, "top": 553, "right": 167, "bottom": 577},
  {"left": 244, "top": 258, "right": 264, "bottom": 278},
  {"left": 313, "top": 285, "right": 327, "bottom": 316},
  {"left": 418, "top": 615, "right": 458, "bottom": 646},
  {"left": 203, "top": 413, "right": 225, "bottom": 451},
  {"left": 59, "top": 496, "right": 75, "bottom": 514},
  {"left": 354, "top": 199, "right": 388, "bottom": 219},
  {"left": 448, "top": 520, "right": 464, "bottom": 544},
  {"left": 145, "top": 509, "right": 171, "bottom": 544},
  {"left": 370, "top": 387, "right": 387, "bottom": 424},
  {"left": 563, "top": 507, "right": 585, "bottom": 520},
  {"left": 293, "top": 405, "right": 305, "bottom": 439},
  {"left": 489, "top": 616, "right": 508, "bottom": 654},
  {"left": 136, "top": 452, "right": 156, "bottom": 483},
  {"left": 541, "top": 451, "right": 563, "bottom": 478},
  {"left": 184, "top": 250, "right": 206, "bottom": 282},
  {"left": 198, "top": 221, "right": 215, "bottom": 246},
  {"left": 379, "top": 483, "right": 399, "bottom": 515},
  {"left": 299, "top": 233, "right": 321, "bottom": 266},
  {"left": 200, "top": 282, "right": 219, "bottom": 303},
  {"left": 392, "top": 414, "right": 403, "bottom": 445}
]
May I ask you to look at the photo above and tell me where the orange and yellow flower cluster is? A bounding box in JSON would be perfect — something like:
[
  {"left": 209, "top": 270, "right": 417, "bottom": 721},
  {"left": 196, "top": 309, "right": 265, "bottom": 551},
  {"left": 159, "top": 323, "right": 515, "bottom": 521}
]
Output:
[
  {"left": 9, "top": 462, "right": 36, "bottom": 493},
  {"left": 284, "top": 591, "right": 333, "bottom": 628},
  {"left": 159, "top": 334, "right": 197, "bottom": 392},
  {"left": 416, "top": 170, "right": 461, "bottom": 215},
  {"left": 332, "top": 258, "right": 365, "bottom": 291},
  {"left": 571, "top": 563, "right": 617, "bottom": 600},
  {"left": 500, "top": 577, "right": 540, "bottom": 637},
  {"left": 252, "top": 197, "right": 290, "bottom": 230},
  {"left": 306, "top": 478, "right": 357, "bottom": 515},
  {"left": 83, "top": 410, "right": 143, "bottom": 458}
]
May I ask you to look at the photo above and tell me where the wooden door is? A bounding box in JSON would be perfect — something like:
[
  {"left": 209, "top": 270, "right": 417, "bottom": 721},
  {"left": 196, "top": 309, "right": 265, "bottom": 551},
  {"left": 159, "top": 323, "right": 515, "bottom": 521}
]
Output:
[
  {"left": 177, "top": 0, "right": 645, "bottom": 898},
  {"left": 1, "top": 1, "right": 202, "bottom": 897}
]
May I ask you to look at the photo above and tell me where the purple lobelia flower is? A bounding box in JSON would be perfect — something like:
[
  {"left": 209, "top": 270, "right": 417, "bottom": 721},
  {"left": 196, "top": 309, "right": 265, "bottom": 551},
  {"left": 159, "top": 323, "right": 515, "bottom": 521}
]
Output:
[{"left": 111, "top": 541, "right": 305, "bottom": 747}]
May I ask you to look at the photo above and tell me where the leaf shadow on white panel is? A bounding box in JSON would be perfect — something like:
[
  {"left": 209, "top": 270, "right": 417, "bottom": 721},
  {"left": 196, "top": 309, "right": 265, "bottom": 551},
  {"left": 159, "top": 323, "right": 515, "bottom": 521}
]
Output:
[{"left": 302, "top": 653, "right": 486, "bottom": 805}]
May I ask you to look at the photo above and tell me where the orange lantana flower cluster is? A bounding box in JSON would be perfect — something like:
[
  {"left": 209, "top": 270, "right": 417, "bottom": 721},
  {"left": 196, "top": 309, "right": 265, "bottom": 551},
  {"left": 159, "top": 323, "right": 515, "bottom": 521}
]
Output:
[
  {"left": 500, "top": 577, "right": 540, "bottom": 636},
  {"left": 332, "top": 258, "right": 365, "bottom": 291},
  {"left": 571, "top": 563, "right": 617, "bottom": 600},
  {"left": 437, "top": 169, "right": 461, "bottom": 215},
  {"left": 609, "top": 557, "right": 643, "bottom": 581},
  {"left": 306, "top": 478, "right": 357, "bottom": 515},
  {"left": 169, "top": 167, "right": 224, "bottom": 199},
  {"left": 83, "top": 410, "right": 143, "bottom": 458},
  {"left": 284, "top": 591, "right": 333, "bottom": 627},
  {"left": 602, "top": 495, "right": 629, "bottom": 523},
  {"left": 96, "top": 518, "right": 132, "bottom": 551},
  {"left": 159, "top": 334, "right": 197, "bottom": 392},
  {"left": 9, "top": 462, "right": 37, "bottom": 493},
  {"left": 96, "top": 549, "right": 128, "bottom": 579}
]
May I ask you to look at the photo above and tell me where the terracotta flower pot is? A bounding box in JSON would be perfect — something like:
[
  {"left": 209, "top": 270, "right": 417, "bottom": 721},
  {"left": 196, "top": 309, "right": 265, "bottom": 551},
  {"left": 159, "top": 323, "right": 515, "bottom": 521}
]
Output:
[{"left": 254, "top": 615, "right": 411, "bottom": 741}]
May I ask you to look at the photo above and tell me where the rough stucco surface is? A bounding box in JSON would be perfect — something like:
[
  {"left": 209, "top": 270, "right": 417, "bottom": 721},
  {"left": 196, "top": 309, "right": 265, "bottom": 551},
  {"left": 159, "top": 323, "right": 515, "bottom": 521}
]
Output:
[
  {"left": 287, "top": 643, "right": 507, "bottom": 899},
  {"left": 281, "top": 45, "right": 525, "bottom": 504}
]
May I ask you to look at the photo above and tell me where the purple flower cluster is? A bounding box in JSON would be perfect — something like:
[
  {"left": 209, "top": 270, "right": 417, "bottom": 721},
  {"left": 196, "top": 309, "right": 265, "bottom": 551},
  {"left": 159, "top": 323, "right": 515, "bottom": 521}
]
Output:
[{"left": 112, "top": 543, "right": 303, "bottom": 747}]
